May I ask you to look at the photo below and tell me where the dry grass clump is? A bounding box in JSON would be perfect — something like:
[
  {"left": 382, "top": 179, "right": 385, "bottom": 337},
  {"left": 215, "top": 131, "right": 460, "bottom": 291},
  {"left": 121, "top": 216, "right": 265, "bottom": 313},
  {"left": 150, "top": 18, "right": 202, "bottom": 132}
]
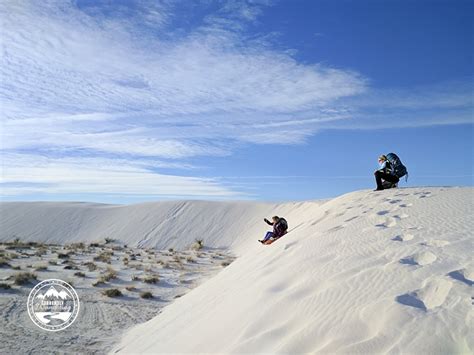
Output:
[
  {"left": 102, "top": 288, "right": 122, "bottom": 297},
  {"left": 57, "top": 252, "right": 71, "bottom": 259},
  {"left": 13, "top": 272, "right": 37, "bottom": 285},
  {"left": 186, "top": 256, "right": 195, "bottom": 263},
  {"left": 101, "top": 266, "right": 117, "bottom": 282},
  {"left": 66, "top": 242, "right": 86, "bottom": 251},
  {"left": 11, "top": 265, "right": 21, "bottom": 270},
  {"left": 125, "top": 286, "right": 137, "bottom": 292},
  {"left": 84, "top": 261, "right": 98, "bottom": 271},
  {"left": 48, "top": 260, "right": 58, "bottom": 266},
  {"left": 74, "top": 271, "right": 86, "bottom": 278},
  {"left": 0, "top": 283, "right": 11, "bottom": 290},
  {"left": 140, "top": 291, "right": 153, "bottom": 299},
  {"left": 131, "top": 275, "right": 141, "bottom": 281},
  {"left": 221, "top": 261, "right": 231, "bottom": 267},
  {"left": 93, "top": 251, "right": 113, "bottom": 264},
  {"left": 92, "top": 280, "right": 106, "bottom": 287},
  {"left": 122, "top": 257, "right": 129, "bottom": 266},
  {"left": 191, "top": 239, "right": 204, "bottom": 251},
  {"left": 34, "top": 264, "right": 48, "bottom": 271},
  {"left": 0, "top": 257, "right": 11, "bottom": 268},
  {"left": 143, "top": 275, "right": 159, "bottom": 284}
]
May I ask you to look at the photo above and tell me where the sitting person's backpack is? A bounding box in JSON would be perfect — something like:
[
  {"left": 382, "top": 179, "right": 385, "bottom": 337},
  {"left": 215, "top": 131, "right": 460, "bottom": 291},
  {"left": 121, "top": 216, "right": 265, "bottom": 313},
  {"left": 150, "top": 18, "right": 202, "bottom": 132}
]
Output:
[
  {"left": 386, "top": 153, "right": 408, "bottom": 180},
  {"left": 275, "top": 218, "right": 288, "bottom": 236}
]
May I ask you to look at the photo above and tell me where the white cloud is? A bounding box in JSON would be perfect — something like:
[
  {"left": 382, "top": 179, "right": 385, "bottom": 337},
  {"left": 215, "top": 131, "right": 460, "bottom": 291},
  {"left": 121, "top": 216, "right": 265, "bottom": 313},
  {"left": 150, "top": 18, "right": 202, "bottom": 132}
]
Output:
[
  {"left": 0, "top": 153, "right": 238, "bottom": 198},
  {"left": 0, "top": 0, "right": 471, "bottom": 199}
]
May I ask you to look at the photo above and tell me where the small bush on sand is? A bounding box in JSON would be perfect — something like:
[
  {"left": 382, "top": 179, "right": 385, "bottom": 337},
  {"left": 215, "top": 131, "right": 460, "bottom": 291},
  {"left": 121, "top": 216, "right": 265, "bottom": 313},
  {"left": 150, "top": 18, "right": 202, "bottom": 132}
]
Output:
[
  {"left": 0, "top": 283, "right": 11, "bottom": 290},
  {"left": 84, "top": 262, "right": 98, "bottom": 271},
  {"left": 140, "top": 291, "right": 153, "bottom": 299},
  {"left": 131, "top": 275, "right": 141, "bottom": 282},
  {"left": 168, "top": 248, "right": 174, "bottom": 253},
  {"left": 13, "top": 272, "right": 37, "bottom": 285},
  {"left": 92, "top": 280, "right": 106, "bottom": 287},
  {"left": 57, "top": 252, "right": 70, "bottom": 259},
  {"left": 191, "top": 239, "right": 204, "bottom": 251},
  {"left": 48, "top": 260, "right": 58, "bottom": 266},
  {"left": 93, "top": 252, "right": 112, "bottom": 264},
  {"left": 0, "top": 258, "right": 11, "bottom": 268},
  {"left": 125, "top": 286, "right": 136, "bottom": 292},
  {"left": 143, "top": 275, "right": 159, "bottom": 284},
  {"left": 221, "top": 261, "right": 231, "bottom": 267},
  {"left": 123, "top": 257, "right": 129, "bottom": 266},
  {"left": 101, "top": 267, "right": 117, "bottom": 282},
  {"left": 11, "top": 265, "right": 21, "bottom": 270},
  {"left": 104, "top": 238, "right": 116, "bottom": 244},
  {"left": 186, "top": 256, "right": 195, "bottom": 263},
  {"left": 74, "top": 271, "right": 86, "bottom": 278},
  {"left": 34, "top": 265, "right": 48, "bottom": 271},
  {"left": 102, "top": 288, "right": 122, "bottom": 297}
]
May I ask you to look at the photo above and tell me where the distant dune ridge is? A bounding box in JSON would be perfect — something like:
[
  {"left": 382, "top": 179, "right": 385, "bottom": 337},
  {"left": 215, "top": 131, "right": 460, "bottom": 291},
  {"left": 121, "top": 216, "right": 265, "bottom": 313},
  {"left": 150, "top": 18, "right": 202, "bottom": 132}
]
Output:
[{"left": 1, "top": 187, "right": 472, "bottom": 354}]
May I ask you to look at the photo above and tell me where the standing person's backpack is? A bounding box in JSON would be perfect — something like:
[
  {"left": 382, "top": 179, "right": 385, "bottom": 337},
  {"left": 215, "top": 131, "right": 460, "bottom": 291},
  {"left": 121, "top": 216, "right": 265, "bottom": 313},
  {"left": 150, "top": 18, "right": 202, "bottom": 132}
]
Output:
[
  {"left": 275, "top": 218, "right": 288, "bottom": 236},
  {"left": 386, "top": 153, "right": 408, "bottom": 180}
]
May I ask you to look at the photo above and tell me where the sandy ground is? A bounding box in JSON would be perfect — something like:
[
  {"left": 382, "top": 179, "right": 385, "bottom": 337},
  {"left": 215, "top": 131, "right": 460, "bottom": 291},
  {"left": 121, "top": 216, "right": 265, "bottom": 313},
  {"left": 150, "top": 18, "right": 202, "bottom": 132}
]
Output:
[
  {"left": 0, "top": 241, "right": 234, "bottom": 354},
  {"left": 1, "top": 187, "right": 472, "bottom": 354}
]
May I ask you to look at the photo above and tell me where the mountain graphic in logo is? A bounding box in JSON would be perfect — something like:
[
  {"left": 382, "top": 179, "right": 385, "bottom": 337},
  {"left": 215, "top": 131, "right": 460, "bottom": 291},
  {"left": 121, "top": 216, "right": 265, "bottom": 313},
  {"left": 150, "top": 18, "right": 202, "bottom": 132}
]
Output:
[{"left": 36, "top": 286, "right": 69, "bottom": 300}]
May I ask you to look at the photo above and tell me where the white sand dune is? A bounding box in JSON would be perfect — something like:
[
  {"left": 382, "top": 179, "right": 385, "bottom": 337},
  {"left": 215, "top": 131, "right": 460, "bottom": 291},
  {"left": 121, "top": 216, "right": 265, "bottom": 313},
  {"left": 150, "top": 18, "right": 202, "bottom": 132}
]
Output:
[{"left": 1, "top": 187, "right": 472, "bottom": 354}]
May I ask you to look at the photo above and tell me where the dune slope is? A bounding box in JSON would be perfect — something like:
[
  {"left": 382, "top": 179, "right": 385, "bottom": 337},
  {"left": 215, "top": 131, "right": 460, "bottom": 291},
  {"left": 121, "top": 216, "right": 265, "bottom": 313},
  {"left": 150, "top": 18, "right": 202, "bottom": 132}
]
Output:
[{"left": 113, "top": 187, "right": 473, "bottom": 354}]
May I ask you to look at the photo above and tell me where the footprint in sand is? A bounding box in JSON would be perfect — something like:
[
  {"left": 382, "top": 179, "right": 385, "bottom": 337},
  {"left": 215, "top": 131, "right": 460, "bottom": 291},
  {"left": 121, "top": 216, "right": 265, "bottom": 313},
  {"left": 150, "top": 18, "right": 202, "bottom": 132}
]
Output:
[
  {"left": 393, "top": 213, "right": 409, "bottom": 220},
  {"left": 400, "top": 251, "right": 437, "bottom": 266},
  {"left": 397, "top": 278, "right": 452, "bottom": 310},
  {"left": 375, "top": 217, "right": 397, "bottom": 228},
  {"left": 392, "top": 233, "right": 414, "bottom": 242},
  {"left": 421, "top": 240, "right": 450, "bottom": 247},
  {"left": 447, "top": 267, "right": 474, "bottom": 286}
]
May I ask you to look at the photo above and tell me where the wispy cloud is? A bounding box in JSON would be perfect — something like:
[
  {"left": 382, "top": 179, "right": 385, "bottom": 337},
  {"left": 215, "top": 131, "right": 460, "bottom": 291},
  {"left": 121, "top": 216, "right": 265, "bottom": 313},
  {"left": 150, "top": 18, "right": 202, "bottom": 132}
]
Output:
[{"left": 0, "top": 0, "right": 472, "bottom": 199}]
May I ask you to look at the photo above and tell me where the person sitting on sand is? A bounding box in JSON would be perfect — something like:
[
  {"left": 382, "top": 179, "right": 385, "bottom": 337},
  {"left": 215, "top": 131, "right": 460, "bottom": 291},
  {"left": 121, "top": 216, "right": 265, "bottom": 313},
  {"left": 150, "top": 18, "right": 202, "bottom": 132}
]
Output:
[
  {"left": 259, "top": 216, "right": 288, "bottom": 243},
  {"left": 374, "top": 154, "right": 399, "bottom": 191}
]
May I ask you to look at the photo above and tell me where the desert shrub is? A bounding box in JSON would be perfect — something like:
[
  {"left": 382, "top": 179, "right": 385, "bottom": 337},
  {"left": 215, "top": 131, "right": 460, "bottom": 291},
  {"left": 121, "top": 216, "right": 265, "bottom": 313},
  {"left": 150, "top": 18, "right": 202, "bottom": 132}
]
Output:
[
  {"left": 57, "top": 252, "right": 70, "bottom": 259},
  {"left": 11, "top": 265, "right": 21, "bottom": 270},
  {"left": 35, "top": 247, "right": 48, "bottom": 257},
  {"left": 13, "top": 272, "right": 37, "bottom": 285},
  {"left": 34, "top": 265, "right": 48, "bottom": 271},
  {"left": 104, "top": 238, "right": 116, "bottom": 244},
  {"left": 102, "top": 288, "right": 122, "bottom": 297},
  {"left": 168, "top": 248, "right": 174, "bottom": 253},
  {"left": 140, "top": 291, "right": 153, "bottom": 299},
  {"left": 221, "top": 261, "right": 231, "bottom": 267},
  {"left": 101, "top": 267, "right": 117, "bottom": 281},
  {"left": 93, "top": 252, "right": 112, "bottom": 264},
  {"left": 131, "top": 275, "right": 141, "bottom": 282},
  {"left": 92, "top": 280, "right": 106, "bottom": 287},
  {"left": 123, "top": 257, "right": 129, "bottom": 266},
  {"left": 89, "top": 242, "right": 101, "bottom": 248},
  {"left": 143, "top": 275, "right": 159, "bottom": 284},
  {"left": 186, "top": 256, "right": 195, "bottom": 263},
  {"left": 191, "top": 239, "right": 204, "bottom": 251},
  {"left": 0, "top": 258, "right": 11, "bottom": 268},
  {"left": 84, "top": 261, "right": 98, "bottom": 271},
  {"left": 0, "top": 283, "right": 11, "bottom": 290},
  {"left": 66, "top": 242, "right": 85, "bottom": 250},
  {"left": 48, "top": 260, "right": 58, "bottom": 266},
  {"left": 125, "top": 286, "right": 136, "bottom": 292},
  {"left": 74, "top": 271, "right": 86, "bottom": 277}
]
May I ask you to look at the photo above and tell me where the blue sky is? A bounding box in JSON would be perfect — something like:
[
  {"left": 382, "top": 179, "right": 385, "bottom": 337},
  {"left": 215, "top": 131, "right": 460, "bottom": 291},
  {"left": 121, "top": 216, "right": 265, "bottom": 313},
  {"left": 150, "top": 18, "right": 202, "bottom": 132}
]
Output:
[{"left": 1, "top": 0, "right": 472, "bottom": 203}]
